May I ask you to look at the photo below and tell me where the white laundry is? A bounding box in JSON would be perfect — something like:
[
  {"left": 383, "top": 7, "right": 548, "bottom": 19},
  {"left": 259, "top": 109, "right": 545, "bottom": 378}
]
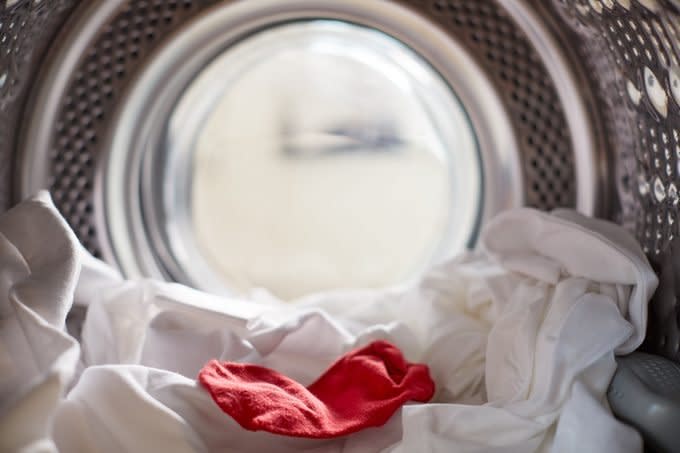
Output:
[{"left": 0, "top": 192, "right": 658, "bottom": 452}]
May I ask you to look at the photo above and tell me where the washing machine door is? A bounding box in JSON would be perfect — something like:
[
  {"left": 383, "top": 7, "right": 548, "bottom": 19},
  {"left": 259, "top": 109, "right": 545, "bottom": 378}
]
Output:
[{"left": 3, "top": 0, "right": 680, "bottom": 450}]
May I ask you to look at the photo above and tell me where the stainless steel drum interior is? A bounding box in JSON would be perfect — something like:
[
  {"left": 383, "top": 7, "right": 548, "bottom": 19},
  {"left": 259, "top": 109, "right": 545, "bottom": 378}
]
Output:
[{"left": 1, "top": 0, "right": 679, "bottom": 354}]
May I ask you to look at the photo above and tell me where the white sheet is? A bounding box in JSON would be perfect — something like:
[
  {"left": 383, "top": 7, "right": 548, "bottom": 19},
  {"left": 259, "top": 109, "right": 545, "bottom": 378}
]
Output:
[{"left": 0, "top": 193, "right": 657, "bottom": 452}]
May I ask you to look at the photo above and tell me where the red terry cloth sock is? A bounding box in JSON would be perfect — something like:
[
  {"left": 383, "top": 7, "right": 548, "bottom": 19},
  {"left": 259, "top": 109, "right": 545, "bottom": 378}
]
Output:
[{"left": 198, "top": 340, "right": 435, "bottom": 438}]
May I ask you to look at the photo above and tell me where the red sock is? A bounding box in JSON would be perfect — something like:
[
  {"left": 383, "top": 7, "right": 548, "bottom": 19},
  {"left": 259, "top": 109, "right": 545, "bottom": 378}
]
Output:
[{"left": 198, "top": 340, "right": 435, "bottom": 438}]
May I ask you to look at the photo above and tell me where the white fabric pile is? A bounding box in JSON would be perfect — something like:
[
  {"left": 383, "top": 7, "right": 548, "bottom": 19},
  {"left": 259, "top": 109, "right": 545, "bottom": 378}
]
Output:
[{"left": 0, "top": 193, "right": 657, "bottom": 452}]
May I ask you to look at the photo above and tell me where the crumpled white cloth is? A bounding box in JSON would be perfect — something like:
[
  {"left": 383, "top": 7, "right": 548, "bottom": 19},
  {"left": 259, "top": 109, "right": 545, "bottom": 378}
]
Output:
[{"left": 0, "top": 192, "right": 658, "bottom": 453}]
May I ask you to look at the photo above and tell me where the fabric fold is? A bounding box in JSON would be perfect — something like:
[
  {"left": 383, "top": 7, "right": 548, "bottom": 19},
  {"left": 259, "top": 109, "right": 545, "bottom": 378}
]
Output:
[
  {"left": 198, "top": 340, "right": 435, "bottom": 438},
  {"left": 0, "top": 193, "right": 659, "bottom": 453},
  {"left": 0, "top": 192, "right": 81, "bottom": 453}
]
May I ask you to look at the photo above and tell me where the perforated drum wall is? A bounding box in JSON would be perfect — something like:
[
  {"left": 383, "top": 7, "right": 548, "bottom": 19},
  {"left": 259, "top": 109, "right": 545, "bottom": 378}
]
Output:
[
  {"left": 549, "top": 0, "right": 680, "bottom": 360},
  {"left": 1, "top": 0, "right": 679, "bottom": 354},
  {"left": 0, "top": 0, "right": 77, "bottom": 210}
]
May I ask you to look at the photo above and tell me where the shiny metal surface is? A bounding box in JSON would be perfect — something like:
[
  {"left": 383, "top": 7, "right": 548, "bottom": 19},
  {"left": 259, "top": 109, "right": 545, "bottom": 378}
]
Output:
[
  {"left": 499, "top": 0, "right": 606, "bottom": 217},
  {"left": 8, "top": 0, "right": 605, "bottom": 297},
  {"left": 0, "top": 0, "right": 78, "bottom": 210},
  {"left": 549, "top": 0, "right": 680, "bottom": 362},
  {"left": 13, "top": 0, "right": 215, "bottom": 257}
]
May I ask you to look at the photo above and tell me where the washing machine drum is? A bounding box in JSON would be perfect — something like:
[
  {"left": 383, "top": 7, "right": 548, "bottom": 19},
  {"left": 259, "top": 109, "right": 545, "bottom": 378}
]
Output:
[{"left": 1, "top": 0, "right": 679, "bottom": 349}]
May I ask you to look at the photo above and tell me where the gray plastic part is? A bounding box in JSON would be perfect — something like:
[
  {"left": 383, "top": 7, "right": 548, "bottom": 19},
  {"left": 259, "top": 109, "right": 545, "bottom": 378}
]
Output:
[{"left": 608, "top": 352, "right": 680, "bottom": 453}]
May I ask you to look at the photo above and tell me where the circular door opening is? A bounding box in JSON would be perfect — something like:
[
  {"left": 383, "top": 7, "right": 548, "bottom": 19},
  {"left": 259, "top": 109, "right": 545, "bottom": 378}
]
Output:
[
  {"left": 160, "top": 21, "right": 480, "bottom": 299},
  {"left": 17, "top": 0, "right": 602, "bottom": 301}
]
